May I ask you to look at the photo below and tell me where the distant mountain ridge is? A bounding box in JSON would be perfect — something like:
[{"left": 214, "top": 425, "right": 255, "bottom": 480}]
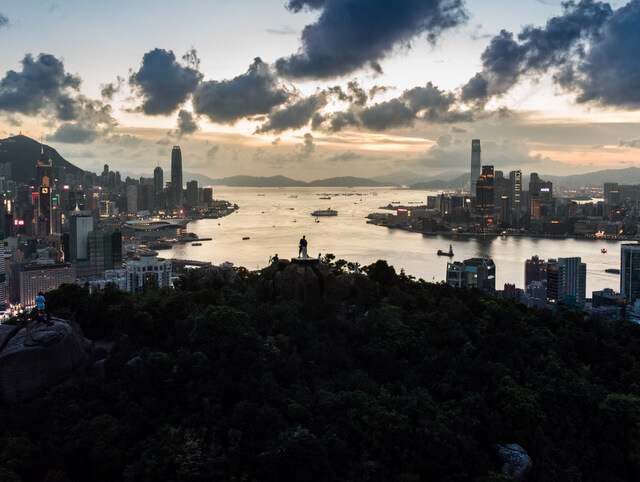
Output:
[
  {"left": 0, "top": 135, "right": 84, "bottom": 183},
  {"left": 188, "top": 174, "right": 395, "bottom": 188}
]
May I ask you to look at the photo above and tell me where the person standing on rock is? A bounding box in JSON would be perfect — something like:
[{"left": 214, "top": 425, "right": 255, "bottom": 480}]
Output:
[
  {"left": 35, "top": 292, "right": 45, "bottom": 322},
  {"left": 299, "top": 235, "right": 308, "bottom": 258}
]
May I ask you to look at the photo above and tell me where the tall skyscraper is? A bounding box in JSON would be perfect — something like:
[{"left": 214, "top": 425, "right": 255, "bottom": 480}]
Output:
[
  {"left": 127, "top": 185, "right": 138, "bottom": 215},
  {"left": 186, "top": 180, "right": 199, "bottom": 208},
  {"left": 547, "top": 257, "right": 586, "bottom": 304},
  {"left": 69, "top": 206, "right": 94, "bottom": 262},
  {"left": 36, "top": 145, "right": 53, "bottom": 187},
  {"left": 154, "top": 165, "right": 164, "bottom": 195},
  {"left": 470, "top": 139, "right": 481, "bottom": 194},
  {"left": 621, "top": 244, "right": 640, "bottom": 304},
  {"left": 171, "top": 146, "right": 183, "bottom": 207},
  {"left": 475, "top": 165, "right": 494, "bottom": 232},
  {"left": 509, "top": 170, "right": 522, "bottom": 213}
]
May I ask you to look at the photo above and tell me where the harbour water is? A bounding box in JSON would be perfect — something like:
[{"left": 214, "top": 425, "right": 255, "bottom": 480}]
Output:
[{"left": 162, "top": 187, "right": 627, "bottom": 294}]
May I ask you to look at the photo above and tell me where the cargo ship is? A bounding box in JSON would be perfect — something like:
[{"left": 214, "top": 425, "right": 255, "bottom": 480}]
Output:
[{"left": 311, "top": 208, "right": 338, "bottom": 216}]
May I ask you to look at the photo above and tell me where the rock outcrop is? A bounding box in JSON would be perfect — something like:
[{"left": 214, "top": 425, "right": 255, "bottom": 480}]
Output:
[
  {"left": 0, "top": 321, "right": 90, "bottom": 404},
  {"left": 273, "top": 259, "right": 336, "bottom": 307},
  {"left": 497, "top": 443, "right": 533, "bottom": 481},
  {"left": 195, "top": 263, "right": 240, "bottom": 285}
]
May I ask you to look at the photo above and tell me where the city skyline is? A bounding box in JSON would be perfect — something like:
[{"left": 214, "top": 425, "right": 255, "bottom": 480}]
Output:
[{"left": 0, "top": 0, "right": 637, "bottom": 180}]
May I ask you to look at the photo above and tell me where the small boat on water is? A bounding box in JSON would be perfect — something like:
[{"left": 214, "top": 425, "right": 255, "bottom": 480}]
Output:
[
  {"left": 315, "top": 218, "right": 320, "bottom": 223},
  {"left": 601, "top": 248, "right": 607, "bottom": 253},
  {"left": 319, "top": 196, "right": 331, "bottom": 200},
  {"left": 312, "top": 208, "right": 338, "bottom": 216},
  {"left": 242, "top": 237, "right": 250, "bottom": 240},
  {"left": 606, "top": 268, "right": 620, "bottom": 274},
  {"left": 437, "top": 244, "right": 454, "bottom": 257},
  {"left": 192, "top": 242, "right": 202, "bottom": 246}
]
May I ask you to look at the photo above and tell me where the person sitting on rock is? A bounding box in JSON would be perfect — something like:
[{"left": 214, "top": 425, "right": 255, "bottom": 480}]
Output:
[
  {"left": 299, "top": 235, "right": 308, "bottom": 258},
  {"left": 35, "top": 292, "right": 45, "bottom": 322},
  {"left": 272, "top": 253, "right": 279, "bottom": 264}
]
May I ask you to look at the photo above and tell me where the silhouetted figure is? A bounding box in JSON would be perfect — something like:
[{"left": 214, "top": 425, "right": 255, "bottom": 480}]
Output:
[
  {"left": 35, "top": 292, "right": 45, "bottom": 323},
  {"left": 299, "top": 235, "right": 308, "bottom": 258},
  {"left": 271, "top": 253, "right": 279, "bottom": 264}
]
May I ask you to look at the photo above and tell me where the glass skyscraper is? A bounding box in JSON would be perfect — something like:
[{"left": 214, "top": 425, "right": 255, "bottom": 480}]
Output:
[
  {"left": 171, "top": 146, "right": 183, "bottom": 207},
  {"left": 470, "top": 139, "right": 481, "bottom": 194}
]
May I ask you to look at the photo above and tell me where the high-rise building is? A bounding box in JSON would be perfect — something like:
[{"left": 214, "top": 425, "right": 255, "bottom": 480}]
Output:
[
  {"left": 525, "top": 255, "right": 547, "bottom": 287},
  {"left": 88, "top": 230, "right": 123, "bottom": 275},
  {"left": 69, "top": 206, "right": 93, "bottom": 262},
  {"left": 186, "top": 180, "right": 199, "bottom": 208},
  {"left": 202, "top": 187, "right": 213, "bottom": 206},
  {"left": 126, "top": 252, "right": 172, "bottom": 291},
  {"left": 127, "top": 185, "right": 138, "bottom": 215},
  {"left": 447, "top": 258, "right": 496, "bottom": 292},
  {"left": 621, "top": 244, "right": 640, "bottom": 304},
  {"left": 475, "top": 165, "right": 494, "bottom": 232},
  {"left": 604, "top": 182, "right": 620, "bottom": 206},
  {"left": 546, "top": 257, "right": 586, "bottom": 304},
  {"left": 509, "top": 170, "right": 522, "bottom": 213},
  {"left": 171, "top": 146, "right": 183, "bottom": 207},
  {"left": 36, "top": 145, "right": 53, "bottom": 188},
  {"left": 470, "top": 139, "right": 481, "bottom": 194},
  {"left": 153, "top": 165, "right": 164, "bottom": 195}
]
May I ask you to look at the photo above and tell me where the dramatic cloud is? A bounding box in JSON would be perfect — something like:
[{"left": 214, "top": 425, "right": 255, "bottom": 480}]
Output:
[
  {"left": 0, "top": 13, "right": 8, "bottom": 28},
  {"left": 106, "top": 134, "right": 143, "bottom": 148},
  {"left": 47, "top": 123, "right": 100, "bottom": 144},
  {"left": 0, "top": 53, "right": 81, "bottom": 116},
  {"left": 564, "top": 0, "right": 640, "bottom": 108},
  {"left": 359, "top": 99, "right": 415, "bottom": 130},
  {"left": 255, "top": 91, "right": 328, "bottom": 133},
  {"left": 193, "top": 58, "right": 290, "bottom": 124},
  {"left": 461, "top": 0, "right": 614, "bottom": 103},
  {"left": 620, "top": 138, "right": 640, "bottom": 148},
  {"left": 300, "top": 132, "right": 315, "bottom": 157},
  {"left": 129, "top": 48, "right": 202, "bottom": 115},
  {"left": 47, "top": 96, "right": 116, "bottom": 144},
  {"left": 175, "top": 109, "right": 200, "bottom": 137},
  {"left": 276, "top": 0, "right": 468, "bottom": 79}
]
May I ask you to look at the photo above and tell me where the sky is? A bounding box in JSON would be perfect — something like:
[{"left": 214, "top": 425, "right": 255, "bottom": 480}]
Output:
[{"left": 0, "top": 0, "right": 638, "bottom": 180}]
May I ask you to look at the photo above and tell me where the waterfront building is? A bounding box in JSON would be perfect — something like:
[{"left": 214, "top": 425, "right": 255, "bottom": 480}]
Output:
[
  {"left": 604, "top": 182, "right": 620, "bottom": 206},
  {"left": 202, "top": 187, "right": 213, "bottom": 206},
  {"left": 509, "top": 170, "right": 522, "bottom": 214},
  {"left": 126, "top": 252, "right": 172, "bottom": 291},
  {"left": 19, "top": 263, "right": 76, "bottom": 307},
  {"left": 475, "top": 165, "right": 494, "bottom": 232},
  {"left": 171, "top": 146, "right": 183, "bottom": 207},
  {"left": 621, "top": 244, "right": 640, "bottom": 304},
  {"left": 446, "top": 257, "right": 496, "bottom": 292},
  {"left": 153, "top": 165, "right": 164, "bottom": 195},
  {"left": 470, "top": 139, "right": 481, "bottom": 194},
  {"left": 525, "top": 255, "right": 547, "bottom": 287},
  {"left": 546, "top": 257, "right": 586, "bottom": 304},
  {"left": 186, "top": 180, "right": 199, "bottom": 208}
]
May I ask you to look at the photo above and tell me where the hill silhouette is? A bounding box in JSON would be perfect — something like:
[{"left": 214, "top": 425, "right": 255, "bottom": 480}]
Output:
[{"left": 0, "top": 135, "right": 84, "bottom": 183}]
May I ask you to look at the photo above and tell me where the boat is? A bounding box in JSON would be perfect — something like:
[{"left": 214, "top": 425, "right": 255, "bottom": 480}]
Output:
[
  {"left": 437, "top": 244, "right": 454, "bottom": 257},
  {"left": 601, "top": 248, "right": 607, "bottom": 253},
  {"left": 242, "top": 237, "right": 250, "bottom": 240},
  {"left": 192, "top": 242, "right": 202, "bottom": 246},
  {"left": 606, "top": 268, "right": 621, "bottom": 274},
  {"left": 257, "top": 194, "right": 265, "bottom": 197},
  {"left": 319, "top": 196, "right": 331, "bottom": 200},
  {"left": 311, "top": 208, "right": 338, "bottom": 216},
  {"left": 315, "top": 218, "right": 320, "bottom": 223}
]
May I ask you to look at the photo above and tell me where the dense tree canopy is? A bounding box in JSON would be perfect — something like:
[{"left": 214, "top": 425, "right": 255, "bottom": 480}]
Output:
[{"left": 1, "top": 259, "right": 640, "bottom": 480}]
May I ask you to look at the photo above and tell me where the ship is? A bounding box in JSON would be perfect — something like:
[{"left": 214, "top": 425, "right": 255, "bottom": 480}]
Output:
[
  {"left": 437, "top": 245, "right": 454, "bottom": 257},
  {"left": 605, "top": 268, "right": 620, "bottom": 274},
  {"left": 319, "top": 196, "right": 331, "bottom": 200},
  {"left": 601, "top": 248, "right": 607, "bottom": 253},
  {"left": 311, "top": 208, "right": 338, "bottom": 216}
]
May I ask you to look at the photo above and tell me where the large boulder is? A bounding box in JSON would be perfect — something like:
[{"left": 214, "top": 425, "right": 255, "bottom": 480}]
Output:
[
  {"left": 0, "top": 321, "right": 89, "bottom": 404},
  {"left": 197, "top": 263, "right": 240, "bottom": 285},
  {"left": 497, "top": 443, "right": 533, "bottom": 481},
  {"left": 274, "top": 259, "right": 336, "bottom": 306}
]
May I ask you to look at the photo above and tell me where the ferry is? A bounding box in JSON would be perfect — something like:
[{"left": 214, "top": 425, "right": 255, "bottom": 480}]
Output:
[
  {"left": 319, "top": 196, "right": 331, "bottom": 200},
  {"left": 606, "top": 268, "right": 620, "bottom": 274},
  {"left": 601, "top": 248, "right": 607, "bottom": 254},
  {"left": 311, "top": 208, "right": 338, "bottom": 216},
  {"left": 242, "top": 237, "right": 250, "bottom": 240},
  {"left": 437, "top": 245, "right": 454, "bottom": 257},
  {"left": 192, "top": 242, "right": 202, "bottom": 246}
]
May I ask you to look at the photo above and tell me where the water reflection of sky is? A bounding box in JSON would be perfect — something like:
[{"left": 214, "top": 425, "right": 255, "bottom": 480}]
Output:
[{"left": 163, "top": 187, "right": 626, "bottom": 294}]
